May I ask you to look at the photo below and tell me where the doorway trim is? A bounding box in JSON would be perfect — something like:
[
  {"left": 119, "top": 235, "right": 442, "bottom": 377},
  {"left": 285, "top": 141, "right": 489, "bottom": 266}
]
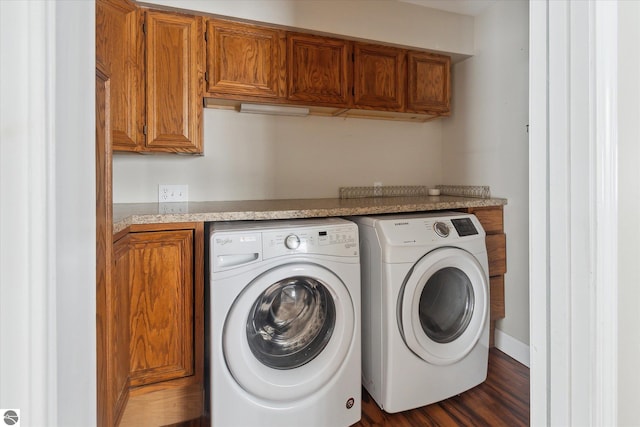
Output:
[{"left": 529, "top": 1, "right": 618, "bottom": 425}]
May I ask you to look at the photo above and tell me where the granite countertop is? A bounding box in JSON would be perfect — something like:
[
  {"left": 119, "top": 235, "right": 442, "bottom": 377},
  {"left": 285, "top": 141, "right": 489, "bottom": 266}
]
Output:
[{"left": 113, "top": 195, "right": 507, "bottom": 234}]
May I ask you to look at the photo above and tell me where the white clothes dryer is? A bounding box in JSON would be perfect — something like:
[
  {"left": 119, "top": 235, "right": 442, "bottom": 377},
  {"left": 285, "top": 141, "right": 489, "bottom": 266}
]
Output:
[
  {"left": 207, "top": 218, "right": 361, "bottom": 427},
  {"left": 349, "top": 212, "right": 490, "bottom": 413}
]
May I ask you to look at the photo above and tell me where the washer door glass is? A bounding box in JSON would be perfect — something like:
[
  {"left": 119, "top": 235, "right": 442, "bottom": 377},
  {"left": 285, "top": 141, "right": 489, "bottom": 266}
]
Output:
[
  {"left": 223, "top": 262, "right": 355, "bottom": 402},
  {"left": 400, "top": 247, "right": 488, "bottom": 365},
  {"left": 247, "top": 276, "right": 336, "bottom": 369},
  {"left": 419, "top": 267, "right": 474, "bottom": 344}
]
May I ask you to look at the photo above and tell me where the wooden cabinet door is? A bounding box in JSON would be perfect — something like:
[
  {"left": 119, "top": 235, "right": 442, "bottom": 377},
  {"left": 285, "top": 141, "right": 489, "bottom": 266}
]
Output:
[
  {"left": 407, "top": 51, "right": 451, "bottom": 115},
  {"left": 206, "top": 19, "right": 286, "bottom": 100},
  {"left": 96, "top": 0, "right": 144, "bottom": 152},
  {"left": 145, "top": 10, "right": 203, "bottom": 153},
  {"left": 287, "top": 33, "right": 351, "bottom": 107},
  {"left": 96, "top": 68, "right": 131, "bottom": 427},
  {"left": 115, "top": 223, "right": 205, "bottom": 426},
  {"left": 108, "top": 235, "right": 132, "bottom": 423},
  {"left": 127, "top": 229, "right": 195, "bottom": 387},
  {"left": 353, "top": 43, "right": 405, "bottom": 111}
]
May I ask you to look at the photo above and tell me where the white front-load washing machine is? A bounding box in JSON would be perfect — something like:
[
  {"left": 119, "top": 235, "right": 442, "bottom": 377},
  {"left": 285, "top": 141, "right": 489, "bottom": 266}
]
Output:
[
  {"left": 349, "top": 211, "right": 490, "bottom": 413},
  {"left": 208, "top": 218, "right": 361, "bottom": 427}
]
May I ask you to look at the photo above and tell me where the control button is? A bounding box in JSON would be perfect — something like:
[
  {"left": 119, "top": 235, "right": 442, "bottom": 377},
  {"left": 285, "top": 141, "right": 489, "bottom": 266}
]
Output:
[
  {"left": 284, "top": 234, "right": 301, "bottom": 249},
  {"left": 434, "top": 221, "right": 450, "bottom": 238}
]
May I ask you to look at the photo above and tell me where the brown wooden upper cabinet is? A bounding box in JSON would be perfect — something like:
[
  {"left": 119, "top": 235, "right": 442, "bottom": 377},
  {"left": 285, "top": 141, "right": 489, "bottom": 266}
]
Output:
[
  {"left": 352, "top": 43, "right": 406, "bottom": 111},
  {"left": 96, "top": 0, "right": 145, "bottom": 151},
  {"left": 205, "top": 25, "right": 450, "bottom": 118},
  {"left": 407, "top": 51, "right": 451, "bottom": 115},
  {"left": 96, "top": 0, "right": 204, "bottom": 154},
  {"left": 205, "top": 19, "right": 286, "bottom": 100},
  {"left": 145, "top": 10, "right": 204, "bottom": 153},
  {"left": 287, "top": 33, "right": 352, "bottom": 107}
]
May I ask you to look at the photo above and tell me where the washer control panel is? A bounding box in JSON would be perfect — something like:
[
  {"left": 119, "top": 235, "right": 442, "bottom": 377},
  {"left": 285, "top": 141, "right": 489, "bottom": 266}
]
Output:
[
  {"left": 210, "top": 218, "right": 360, "bottom": 272},
  {"left": 264, "top": 225, "right": 359, "bottom": 259},
  {"left": 284, "top": 234, "right": 301, "bottom": 249},
  {"left": 433, "top": 221, "right": 450, "bottom": 238}
]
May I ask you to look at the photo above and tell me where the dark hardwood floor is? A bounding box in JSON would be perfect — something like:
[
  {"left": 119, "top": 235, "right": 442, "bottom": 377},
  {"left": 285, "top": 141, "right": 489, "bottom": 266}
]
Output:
[
  {"left": 354, "top": 348, "right": 530, "bottom": 427},
  {"left": 176, "top": 349, "right": 528, "bottom": 427}
]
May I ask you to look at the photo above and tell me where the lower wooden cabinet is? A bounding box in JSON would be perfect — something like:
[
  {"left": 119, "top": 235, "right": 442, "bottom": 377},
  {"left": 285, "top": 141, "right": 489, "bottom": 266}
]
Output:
[
  {"left": 105, "top": 223, "right": 204, "bottom": 427},
  {"left": 462, "top": 206, "right": 507, "bottom": 347}
]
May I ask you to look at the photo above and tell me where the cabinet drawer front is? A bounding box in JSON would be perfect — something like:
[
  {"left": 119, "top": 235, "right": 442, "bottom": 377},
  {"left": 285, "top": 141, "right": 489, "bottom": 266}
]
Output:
[
  {"left": 490, "top": 275, "right": 506, "bottom": 320},
  {"left": 287, "top": 33, "right": 351, "bottom": 106},
  {"left": 128, "top": 230, "right": 194, "bottom": 386},
  {"left": 486, "top": 233, "right": 507, "bottom": 277},
  {"left": 206, "top": 19, "right": 285, "bottom": 99},
  {"left": 469, "top": 206, "right": 504, "bottom": 234}
]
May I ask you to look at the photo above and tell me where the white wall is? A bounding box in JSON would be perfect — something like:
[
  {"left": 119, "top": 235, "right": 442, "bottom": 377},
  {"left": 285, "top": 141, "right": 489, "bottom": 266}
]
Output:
[
  {"left": 55, "top": 2, "right": 97, "bottom": 426},
  {"left": 114, "top": 112, "right": 442, "bottom": 202},
  {"left": 440, "top": 1, "right": 530, "bottom": 347},
  {"left": 113, "top": 0, "right": 475, "bottom": 203},
  {"left": 617, "top": 1, "right": 640, "bottom": 423},
  {"left": 0, "top": 1, "right": 95, "bottom": 426},
  {"left": 140, "top": 0, "right": 474, "bottom": 56}
]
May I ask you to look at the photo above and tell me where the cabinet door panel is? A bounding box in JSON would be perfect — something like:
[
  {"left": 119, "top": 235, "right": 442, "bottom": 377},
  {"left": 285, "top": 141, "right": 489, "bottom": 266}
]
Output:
[
  {"left": 353, "top": 43, "right": 405, "bottom": 110},
  {"left": 206, "top": 19, "right": 285, "bottom": 99},
  {"left": 287, "top": 33, "right": 351, "bottom": 106},
  {"left": 145, "top": 10, "right": 203, "bottom": 153},
  {"left": 96, "top": 0, "right": 144, "bottom": 151},
  {"left": 111, "top": 236, "right": 132, "bottom": 413},
  {"left": 128, "top": 230, "right": 194, "bottom": 387},
  {"left": 407, "top": 52, "right": 451, "bottom": 114},
  {"left": 97, "top": 68, "right": 130, "bottom": 427}
]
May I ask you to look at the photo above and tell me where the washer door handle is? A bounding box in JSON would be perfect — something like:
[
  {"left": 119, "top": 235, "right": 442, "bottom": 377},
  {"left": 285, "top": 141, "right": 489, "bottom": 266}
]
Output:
[{"left": 217, "top": 253, "right": 259, "bottom": 268}]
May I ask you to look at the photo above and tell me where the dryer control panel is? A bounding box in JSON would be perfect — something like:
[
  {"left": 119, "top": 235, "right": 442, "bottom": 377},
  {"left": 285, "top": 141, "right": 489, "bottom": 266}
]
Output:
[{"left": 376, "top": 214, "right": 485, "bottom": 246}]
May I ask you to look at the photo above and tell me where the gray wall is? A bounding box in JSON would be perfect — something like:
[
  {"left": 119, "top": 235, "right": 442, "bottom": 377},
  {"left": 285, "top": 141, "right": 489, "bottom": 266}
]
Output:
[{"left": 441, "top": 1, "right": 530, "bottom": 346}]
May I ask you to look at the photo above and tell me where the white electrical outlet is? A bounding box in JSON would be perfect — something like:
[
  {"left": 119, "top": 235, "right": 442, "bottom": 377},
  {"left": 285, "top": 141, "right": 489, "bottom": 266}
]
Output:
[{"left": 159, "top": 184, "right": 188, "bottom": 202}]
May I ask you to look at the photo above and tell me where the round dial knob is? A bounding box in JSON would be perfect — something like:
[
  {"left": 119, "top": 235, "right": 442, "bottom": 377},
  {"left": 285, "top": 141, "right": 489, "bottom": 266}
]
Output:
[
  {"left": 434, "top": 221, "right": 450, "bottom": 238},
  {"left": 284, "top": 234, "right": 301, "bottom": 249}
]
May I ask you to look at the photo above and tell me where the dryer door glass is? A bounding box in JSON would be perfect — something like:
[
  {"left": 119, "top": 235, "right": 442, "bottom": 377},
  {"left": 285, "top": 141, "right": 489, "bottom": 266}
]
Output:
[
  {"left": 246, "top": 276, "right": 336, "bottom": 369},
  {"left": 418, "top": 267, "right": 474, "bottom": 343},
  {"left": 400, "top": 247, "right": 487, "bottom": 365}
]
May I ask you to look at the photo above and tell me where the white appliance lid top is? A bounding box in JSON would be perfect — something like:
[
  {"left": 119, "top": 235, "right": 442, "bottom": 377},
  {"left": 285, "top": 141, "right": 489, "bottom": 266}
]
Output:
[
  {"left": 349, "top": 211, "right": 473, "bottom": 227},
  {"left": 210, "top": 217, "right": 355, "bottom": 233}
]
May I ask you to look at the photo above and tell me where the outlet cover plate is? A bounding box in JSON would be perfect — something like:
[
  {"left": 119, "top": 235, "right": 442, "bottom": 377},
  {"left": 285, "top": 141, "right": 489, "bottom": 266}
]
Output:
[{"left": 158, "top": 184, "right": 188, "bottom": 202}]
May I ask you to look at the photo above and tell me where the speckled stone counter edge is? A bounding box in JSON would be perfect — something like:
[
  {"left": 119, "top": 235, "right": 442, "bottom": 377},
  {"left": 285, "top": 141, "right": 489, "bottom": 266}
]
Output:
[{"left": 113, "top": 196, "right": 508, "bottom": 235}]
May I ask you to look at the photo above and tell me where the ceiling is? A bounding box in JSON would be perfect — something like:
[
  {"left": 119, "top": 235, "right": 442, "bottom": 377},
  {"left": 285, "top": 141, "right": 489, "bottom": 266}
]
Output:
[{"left": 398, "top": 0, "right": 497, "bottom": 16}]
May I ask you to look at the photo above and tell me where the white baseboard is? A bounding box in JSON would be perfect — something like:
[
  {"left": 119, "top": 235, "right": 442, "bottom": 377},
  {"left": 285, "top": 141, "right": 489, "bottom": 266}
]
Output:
[{"left": 494, "top": 328, "right": 530, "bottom": 368}]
